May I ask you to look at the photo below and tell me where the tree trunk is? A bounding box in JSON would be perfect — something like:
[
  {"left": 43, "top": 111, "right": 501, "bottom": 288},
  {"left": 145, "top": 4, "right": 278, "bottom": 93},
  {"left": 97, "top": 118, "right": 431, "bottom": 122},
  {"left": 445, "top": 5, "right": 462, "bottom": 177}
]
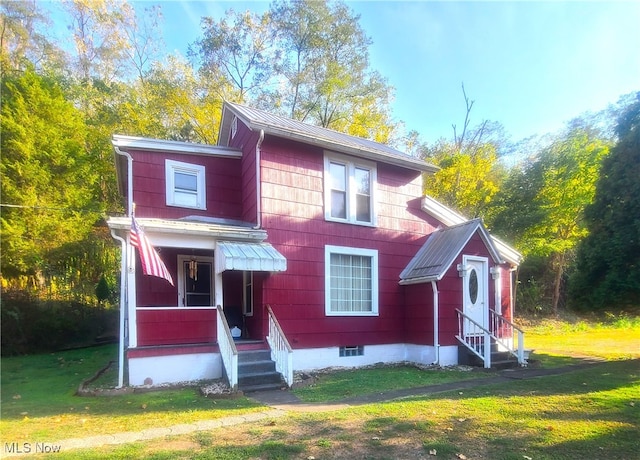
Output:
[{"left": 551, "top": 252, "right": 566, "bottom": 316}]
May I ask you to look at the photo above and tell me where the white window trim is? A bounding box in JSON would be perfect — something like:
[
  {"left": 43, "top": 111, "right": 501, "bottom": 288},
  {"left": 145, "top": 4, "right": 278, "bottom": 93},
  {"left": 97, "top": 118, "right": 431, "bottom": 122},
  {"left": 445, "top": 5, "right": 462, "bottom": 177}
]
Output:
[
  {"left": 177, "top": 255, "right": 214, "bottom": 307},
  {"left": 323, "top": 152, "right": 377, "bottom": 226},
  {"left": 165, "top": 159, "right": 206, "bottom": 210},
  {"left": 324, "top": 245, "right": 379, "bottom": 317},
  {"left": 243, "top": 271, "right": 253, "bottom": 316}
]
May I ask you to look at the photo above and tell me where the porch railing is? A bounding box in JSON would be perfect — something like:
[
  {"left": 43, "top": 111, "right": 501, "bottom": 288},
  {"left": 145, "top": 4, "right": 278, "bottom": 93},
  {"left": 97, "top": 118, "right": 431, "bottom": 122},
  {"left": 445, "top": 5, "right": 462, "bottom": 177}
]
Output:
[
  {"left": 455, "top": 309, "right": 492, "bottom": 368},
  {"left": 455, "top": 309, "right": 528, "bottom": 368},
  {"left": 489, "top": 309, "right": 526, "bottom": 364},
  {"left": 266, "top": 305, "right": 293, "bottom": 387},
  {"left": 216, "top": 305, "right": 238, "bottom": 390}
]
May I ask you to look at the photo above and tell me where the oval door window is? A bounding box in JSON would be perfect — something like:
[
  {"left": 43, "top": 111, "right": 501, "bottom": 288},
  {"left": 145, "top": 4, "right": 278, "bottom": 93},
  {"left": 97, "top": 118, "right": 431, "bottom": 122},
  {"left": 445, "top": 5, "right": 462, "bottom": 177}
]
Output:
[{"left": 468, "top": 268, "right": 478, "bottom": 304}]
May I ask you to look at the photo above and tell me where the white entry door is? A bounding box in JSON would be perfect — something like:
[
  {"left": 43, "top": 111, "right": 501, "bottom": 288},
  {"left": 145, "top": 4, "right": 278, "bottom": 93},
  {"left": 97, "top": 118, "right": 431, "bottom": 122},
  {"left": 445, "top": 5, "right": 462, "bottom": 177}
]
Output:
[{"left": 462, "top": 255, "right": 488, "bottom": 336}]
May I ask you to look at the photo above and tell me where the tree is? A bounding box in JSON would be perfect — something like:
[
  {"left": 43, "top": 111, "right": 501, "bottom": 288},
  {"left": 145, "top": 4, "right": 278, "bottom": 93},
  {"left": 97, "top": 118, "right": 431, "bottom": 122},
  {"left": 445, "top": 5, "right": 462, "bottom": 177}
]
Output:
[
  {"left": 0, "top": 0, "right": 65, "bottom": 76},
  {"left": 570, "top": 92, "right": 640, "bottom": 310},
  {"left": 0, "top": 69, "right": 103, "bottom": 286},
  {"left": 191, "top": 8, "right": 276, "bottom": 104},
  {"left": 493, "top": 127, "right": 610, "bottom": 314},
  {"left": 191, "top": 0, "right": 398, "bottom": 142},
  {"left": 422, "top": 85, "right": 507, "bottom": 219},
  {"left": 270, "top": 0, "right": 397, "bottom": 140}
]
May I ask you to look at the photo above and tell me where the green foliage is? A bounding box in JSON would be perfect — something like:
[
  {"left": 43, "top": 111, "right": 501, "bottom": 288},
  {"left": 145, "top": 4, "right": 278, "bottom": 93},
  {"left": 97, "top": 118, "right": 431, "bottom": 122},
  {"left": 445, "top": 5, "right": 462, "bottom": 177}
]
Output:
[
  {"left": 424, "top": 141, "right": 505, "bottom": 218},
  {"left": 192, "top": 0, "right": 398, "bottom": 142},
  {"left": 492, "top": 127, "right": 610, "bottom": 313},
  {"left": 95, "top": 275, "right": 111, "bottom": 305},
  {"left": 0, "top": 293, "right": 119, "bottom": 356},
  {"left": 0, "top": 69, "right": 104, "bottom": 281},
  {"left": 570, "top": 92, "right": 640, "bottom": 310}
]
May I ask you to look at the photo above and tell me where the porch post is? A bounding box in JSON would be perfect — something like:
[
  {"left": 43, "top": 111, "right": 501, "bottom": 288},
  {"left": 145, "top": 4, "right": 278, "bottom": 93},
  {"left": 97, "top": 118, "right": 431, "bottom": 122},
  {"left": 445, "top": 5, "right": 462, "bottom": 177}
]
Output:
[{"left": 127, "top": 234, "right": 138, "bottom": 348}]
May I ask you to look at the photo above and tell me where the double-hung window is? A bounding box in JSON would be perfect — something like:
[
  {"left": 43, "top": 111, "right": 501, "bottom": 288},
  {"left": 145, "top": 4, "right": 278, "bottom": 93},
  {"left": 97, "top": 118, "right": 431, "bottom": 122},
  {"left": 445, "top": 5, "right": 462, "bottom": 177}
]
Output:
[
  {"left": 325, "top": 245, "right": 379, "bottom": 316},
  {"left": 165, "top": 160, "right": 206, "bottom": 210},
  {"left": 324, "top": 154, "right": 376, "bottom": 225}
]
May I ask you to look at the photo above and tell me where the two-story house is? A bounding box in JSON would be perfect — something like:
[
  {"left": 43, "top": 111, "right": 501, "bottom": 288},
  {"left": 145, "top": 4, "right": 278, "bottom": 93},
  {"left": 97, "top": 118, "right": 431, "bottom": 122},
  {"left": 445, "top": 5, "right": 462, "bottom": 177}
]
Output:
[{"left": 107, "top": 102, "right": 524, "bottom": 390}]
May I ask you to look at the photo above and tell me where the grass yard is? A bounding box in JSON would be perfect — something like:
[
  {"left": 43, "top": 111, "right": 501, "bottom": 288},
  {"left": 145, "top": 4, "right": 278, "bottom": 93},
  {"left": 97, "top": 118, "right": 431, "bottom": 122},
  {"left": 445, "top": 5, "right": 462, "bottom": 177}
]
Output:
[
  {"left": 1, "top": 313, "right": 639, "bottom": 459},
  {"left": 23, "top": 359, "right": 640, "bottom": 460},
  {"left": 0, "top": 345, "right": 264, "bottom": 442},
  {"left": 523, "top": 313, "right": 640, "bottom": 362}
]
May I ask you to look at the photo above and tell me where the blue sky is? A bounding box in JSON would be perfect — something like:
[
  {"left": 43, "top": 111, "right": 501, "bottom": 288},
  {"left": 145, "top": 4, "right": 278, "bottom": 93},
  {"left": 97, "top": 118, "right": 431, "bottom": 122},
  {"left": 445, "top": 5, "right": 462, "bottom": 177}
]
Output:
[
  {"left": 156, "top": 0, "right": 639, "bottom": 143},
  {"left": 46, "top": 0, "right": 640, "bottom": 144}
]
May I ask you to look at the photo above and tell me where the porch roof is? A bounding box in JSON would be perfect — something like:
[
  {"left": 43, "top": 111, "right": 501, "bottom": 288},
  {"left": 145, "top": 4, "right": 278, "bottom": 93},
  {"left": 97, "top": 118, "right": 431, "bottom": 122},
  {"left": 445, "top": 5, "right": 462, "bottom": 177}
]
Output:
[
  {"left": 106, "top": 216, "right": 267, "bottom": 249},
  {"left": 399, "top": 219, "right": 503, "bottom": 285},
  {"left": 216, "top": 241, "right": 287, "bottom": 273}
]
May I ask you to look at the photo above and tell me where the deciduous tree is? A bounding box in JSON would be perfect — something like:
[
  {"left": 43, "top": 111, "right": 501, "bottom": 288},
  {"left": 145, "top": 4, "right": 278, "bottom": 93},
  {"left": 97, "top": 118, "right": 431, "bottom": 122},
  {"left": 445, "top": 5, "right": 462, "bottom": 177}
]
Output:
[{"left": 570, "top": 93, "right": 640, "bottom": 310}]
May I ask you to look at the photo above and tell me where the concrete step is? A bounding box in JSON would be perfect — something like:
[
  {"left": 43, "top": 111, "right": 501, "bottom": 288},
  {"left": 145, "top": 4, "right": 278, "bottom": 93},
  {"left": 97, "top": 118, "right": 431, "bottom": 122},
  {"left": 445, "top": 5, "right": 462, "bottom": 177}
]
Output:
[
  {"left": 236, "top": 348, "right": 285, "bottom": 392},
  {"left": 238, "top": 359, "right": 277, "bottom": 375},
  {"left": 240, "top": 382, "right": 287, "bottom": 393},
  {"left": 238, "top": 349, "right": 272, "bottom": 364}
]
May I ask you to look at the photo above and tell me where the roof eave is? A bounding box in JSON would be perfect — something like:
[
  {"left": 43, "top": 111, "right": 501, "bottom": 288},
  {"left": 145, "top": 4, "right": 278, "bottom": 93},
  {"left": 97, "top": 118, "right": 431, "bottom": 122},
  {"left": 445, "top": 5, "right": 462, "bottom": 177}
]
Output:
[
  {"left": 113, "top": 134, "right": 242, "bottom": 158},
  {"left": 221, "top": 103, "right": 438, "bottom": 174}
]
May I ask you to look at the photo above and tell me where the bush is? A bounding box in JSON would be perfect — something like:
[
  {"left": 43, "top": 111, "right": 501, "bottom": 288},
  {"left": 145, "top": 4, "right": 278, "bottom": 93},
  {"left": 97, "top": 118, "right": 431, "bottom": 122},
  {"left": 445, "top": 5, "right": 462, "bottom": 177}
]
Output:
[{"left": 0, "top": 292, "right": 119, "bottom": 356}]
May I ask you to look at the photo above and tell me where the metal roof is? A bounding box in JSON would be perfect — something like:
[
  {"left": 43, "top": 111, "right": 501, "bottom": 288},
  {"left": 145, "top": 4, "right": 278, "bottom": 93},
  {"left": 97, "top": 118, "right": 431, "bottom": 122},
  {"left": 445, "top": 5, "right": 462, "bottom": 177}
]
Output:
[
  {"left": 219, "top": 102, "right": 438, "bottom": 173},
  {"left": 215, "top": 241, "right": 287, "bottom": 273},
  {"left": 399, "top": 219, "right": 503, "bottom": 285},
  {"left": 421, "top": 196, "right": 523, "bottom": 265}
]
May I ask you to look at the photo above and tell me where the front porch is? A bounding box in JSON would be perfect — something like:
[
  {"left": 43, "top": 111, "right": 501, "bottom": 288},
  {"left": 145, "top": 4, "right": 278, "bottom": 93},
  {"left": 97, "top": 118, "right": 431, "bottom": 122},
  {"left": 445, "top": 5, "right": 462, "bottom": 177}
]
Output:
[{"left": 107, "top": 215, "right": 288, "bottom": 388}]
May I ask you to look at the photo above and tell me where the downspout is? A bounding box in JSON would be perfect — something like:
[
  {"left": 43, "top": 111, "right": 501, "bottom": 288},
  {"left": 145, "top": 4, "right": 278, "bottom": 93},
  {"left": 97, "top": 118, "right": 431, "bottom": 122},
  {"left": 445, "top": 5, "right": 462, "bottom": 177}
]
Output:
[
  {"left": 431, "top": 280, "right": 440, "bottom": 365},
  {"left": 110, "top": 231, "right": 127, "bottom": 388},
  {"left": 254, "top": 130, "right": 265, "bottom": 229},
  {"left": 112, "top": 144, "right": 133, "bottom": 387}
]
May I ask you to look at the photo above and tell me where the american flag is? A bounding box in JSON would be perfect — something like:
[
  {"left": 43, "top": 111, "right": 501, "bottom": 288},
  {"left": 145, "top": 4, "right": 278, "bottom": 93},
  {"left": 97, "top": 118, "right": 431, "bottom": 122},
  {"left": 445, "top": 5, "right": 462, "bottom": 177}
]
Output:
[{"left": 130, "top": 216, "right": 174, "bottom": 286}]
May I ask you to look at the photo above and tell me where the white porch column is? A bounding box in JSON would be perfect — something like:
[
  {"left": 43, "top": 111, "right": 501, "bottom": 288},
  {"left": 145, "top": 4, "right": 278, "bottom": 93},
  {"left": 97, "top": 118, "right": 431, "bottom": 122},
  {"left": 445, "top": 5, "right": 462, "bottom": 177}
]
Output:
[{"left": 127, "top": 235, "right": 138, "bottom": 348}]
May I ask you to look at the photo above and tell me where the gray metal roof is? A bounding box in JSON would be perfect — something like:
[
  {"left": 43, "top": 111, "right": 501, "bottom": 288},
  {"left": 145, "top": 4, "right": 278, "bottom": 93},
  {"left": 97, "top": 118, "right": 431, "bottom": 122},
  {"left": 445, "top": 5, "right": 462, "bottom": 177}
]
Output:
[
  {"left": 399, "top": 219, "right": 503, "bottom": 285},
  {"left": 216, "top": 241, "right": 287, "bottom": 273},
  {"left": 219, "top": 102, "right": 438, "bottom": 173}
]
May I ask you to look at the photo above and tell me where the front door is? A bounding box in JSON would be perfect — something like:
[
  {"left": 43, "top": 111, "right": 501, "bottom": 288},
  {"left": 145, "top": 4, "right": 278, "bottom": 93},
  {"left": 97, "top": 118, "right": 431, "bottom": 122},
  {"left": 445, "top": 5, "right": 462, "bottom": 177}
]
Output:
[
  {"left": 462, "top": 255, "right": 488, "bottom": 336},
  {"left": 178, "top": 255, "right": 214, "bottom": 307}
]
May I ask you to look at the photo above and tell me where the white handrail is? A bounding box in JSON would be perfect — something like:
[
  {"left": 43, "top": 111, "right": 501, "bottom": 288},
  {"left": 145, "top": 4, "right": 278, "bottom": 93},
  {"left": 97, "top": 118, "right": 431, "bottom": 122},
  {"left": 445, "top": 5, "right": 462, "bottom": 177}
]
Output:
[
  {"left": 216, "top": 305, "right": 238, "bottom": 390},
  {"left": 455, "top": 309, "right": 491, "bottom": 368},
  {"left": 489, "top": 309, "right": 527, "bottom": 364},
  {"left": 456, "top": 309, "right": 528, "bottom": 368},
  {"left": 266, "top": 305, "right": 293, "bottom": 387}
]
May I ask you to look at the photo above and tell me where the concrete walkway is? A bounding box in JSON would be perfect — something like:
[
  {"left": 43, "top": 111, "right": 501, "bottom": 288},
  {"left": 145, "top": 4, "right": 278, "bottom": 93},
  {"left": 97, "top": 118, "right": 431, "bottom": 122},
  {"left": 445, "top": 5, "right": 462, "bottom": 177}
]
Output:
[{"left": 5, "top": 359, "right": 609, "bottom": 457}]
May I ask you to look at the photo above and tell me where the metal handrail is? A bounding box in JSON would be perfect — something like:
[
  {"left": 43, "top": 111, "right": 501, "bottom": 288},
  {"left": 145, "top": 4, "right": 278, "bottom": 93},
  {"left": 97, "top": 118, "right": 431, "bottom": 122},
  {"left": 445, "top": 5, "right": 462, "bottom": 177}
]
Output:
[
  {"left": 266, "top": 305, "right": 293, "bottom": 387},
  {"left": 216, "top": 305, "right": 238, "bottom": 390}
]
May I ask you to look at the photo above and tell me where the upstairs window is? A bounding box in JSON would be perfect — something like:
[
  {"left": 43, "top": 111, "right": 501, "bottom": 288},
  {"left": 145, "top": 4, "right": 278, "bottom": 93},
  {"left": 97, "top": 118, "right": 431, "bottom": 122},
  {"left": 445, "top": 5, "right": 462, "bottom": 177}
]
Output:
[
  {"left": 165, "top": 159, "right": 206, "bottom": 210},
  {"left": 324, "top": 154, "right": 376, "bottom": 225}
]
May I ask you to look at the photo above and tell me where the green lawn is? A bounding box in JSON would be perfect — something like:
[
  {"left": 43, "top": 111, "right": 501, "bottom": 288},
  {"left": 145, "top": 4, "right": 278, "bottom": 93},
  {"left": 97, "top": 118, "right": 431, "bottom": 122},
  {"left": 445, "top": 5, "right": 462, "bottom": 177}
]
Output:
[
  {"left": 0, "top": 345, "right": 263, "bottom": 442},
  {"left": 2, "top": 313, "right": 639, "bottom": 459}
]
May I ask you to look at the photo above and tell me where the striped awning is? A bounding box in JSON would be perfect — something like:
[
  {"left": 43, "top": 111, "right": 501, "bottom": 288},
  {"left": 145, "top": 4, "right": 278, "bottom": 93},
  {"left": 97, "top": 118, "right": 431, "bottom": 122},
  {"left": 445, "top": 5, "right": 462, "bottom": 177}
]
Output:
[{"left": 215, "top": 241, "right": 287, "bottom": 273}]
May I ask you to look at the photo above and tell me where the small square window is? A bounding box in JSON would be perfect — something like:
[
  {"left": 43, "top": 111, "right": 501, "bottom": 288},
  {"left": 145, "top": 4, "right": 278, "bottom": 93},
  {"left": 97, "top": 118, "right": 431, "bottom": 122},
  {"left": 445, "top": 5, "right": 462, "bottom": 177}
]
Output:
[
  {"left": 165, "top": 160, "right": 206, "bottom": 210},
  {"left": 339, "top": 346, "right": 364, "bottom": 357}
]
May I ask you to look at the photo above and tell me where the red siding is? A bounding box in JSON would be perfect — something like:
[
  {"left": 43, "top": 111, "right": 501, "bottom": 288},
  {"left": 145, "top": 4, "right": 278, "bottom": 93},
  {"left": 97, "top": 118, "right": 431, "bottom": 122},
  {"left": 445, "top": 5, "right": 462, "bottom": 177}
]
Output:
[
  {"left": 228, "top": 119, "right": 261, "bottom": 224},
  {"left": 136, "top": 309, "right": 216, "bottom": 346},
  {"left": 257, "top": 136, "right": 440, "bottom": 349},
  {"left": 404, "top": 283, "right": 435, "bottom": 344},
  {"left": 128, "top": 150, "right": 243, "bottom": 221}
]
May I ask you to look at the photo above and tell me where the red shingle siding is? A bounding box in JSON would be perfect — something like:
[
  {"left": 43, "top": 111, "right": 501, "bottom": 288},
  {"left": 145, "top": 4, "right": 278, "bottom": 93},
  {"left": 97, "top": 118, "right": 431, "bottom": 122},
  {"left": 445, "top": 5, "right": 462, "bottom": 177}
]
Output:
[
  {"left": 136, "top": 308, "right": 216, "bottom": 346},
  {"left": 257, "top": 137, "right": 438, "bottom": 349},
  {"left": 129, "top": 150, "right": 243, "bottom": 220}
]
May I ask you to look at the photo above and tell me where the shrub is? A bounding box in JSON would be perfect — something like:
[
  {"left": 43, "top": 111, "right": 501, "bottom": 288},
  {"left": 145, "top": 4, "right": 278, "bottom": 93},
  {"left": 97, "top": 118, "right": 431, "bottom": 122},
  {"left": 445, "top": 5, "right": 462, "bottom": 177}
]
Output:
[{"left": 0, "top": 291, "right": 119, "bottom": 356}]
